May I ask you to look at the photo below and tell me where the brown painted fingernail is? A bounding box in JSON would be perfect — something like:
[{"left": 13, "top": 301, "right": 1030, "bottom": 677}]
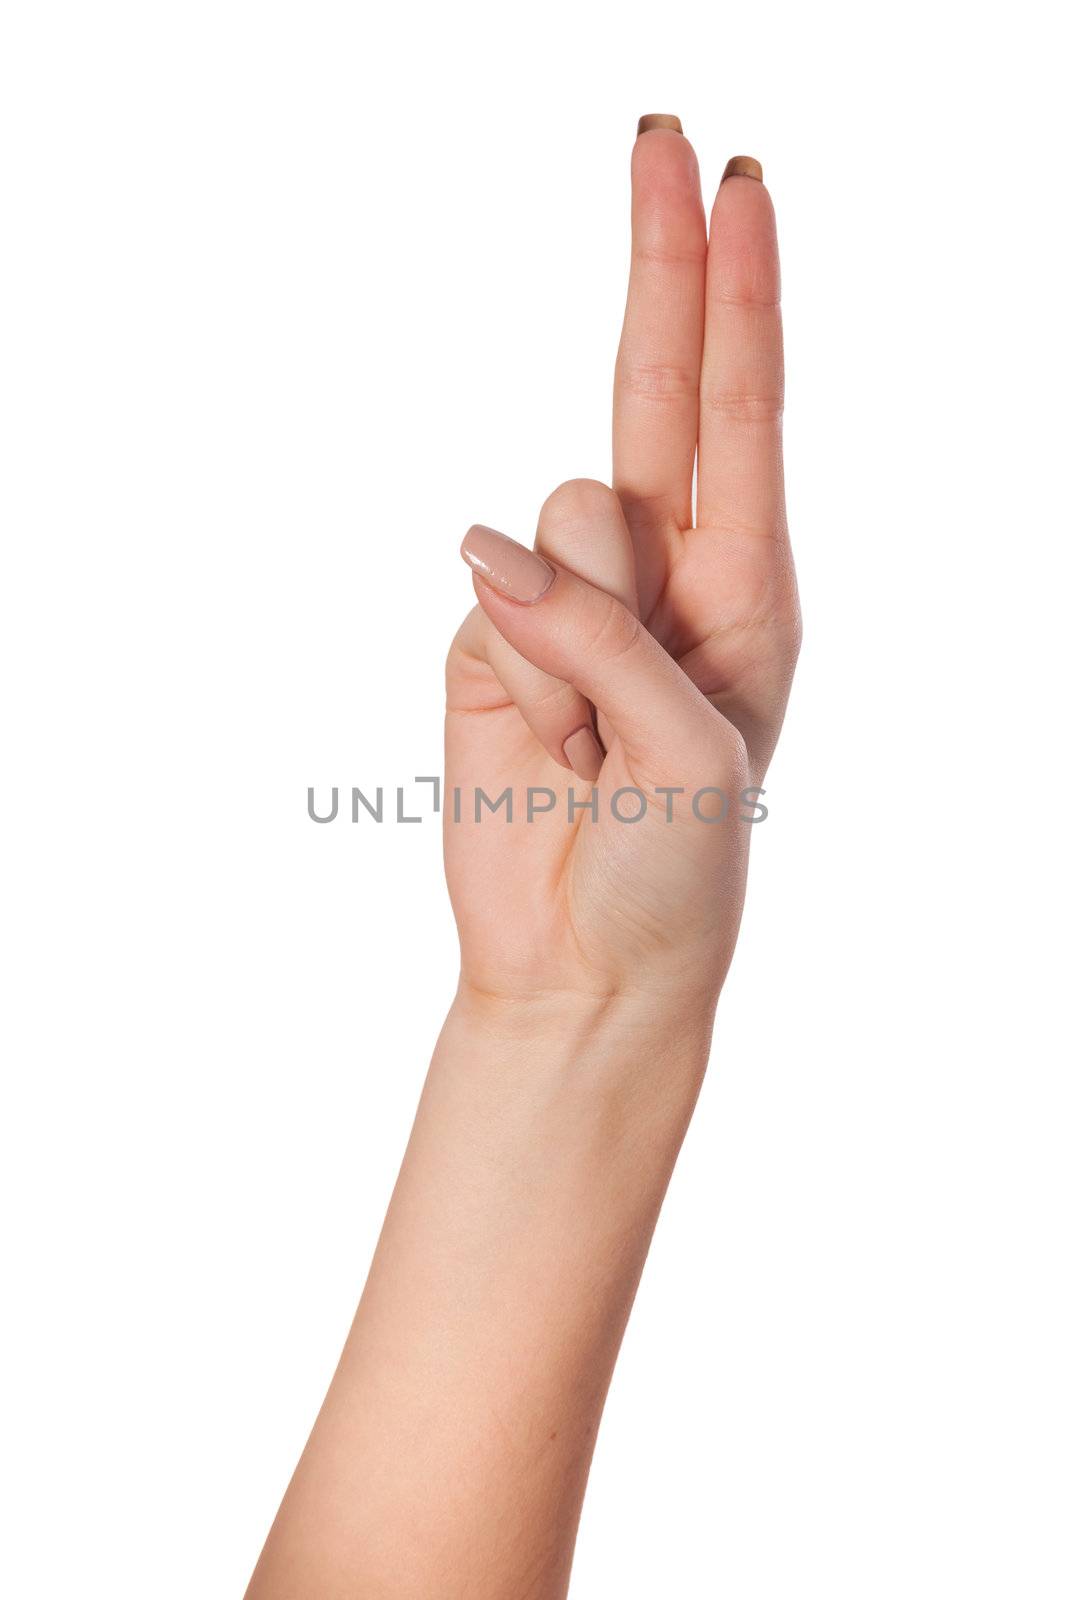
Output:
[
  {"left": 637, "top": 114, "right": 683, "bottom": 136},
  {"left": 721, "top": 154, "right": 763, "bottom": 183},
  {"left": 562, "top": 726, "right": 605, "bottom": 783},
  {"left": 461, "top": 525, "right": 556, "bottom": 605}
]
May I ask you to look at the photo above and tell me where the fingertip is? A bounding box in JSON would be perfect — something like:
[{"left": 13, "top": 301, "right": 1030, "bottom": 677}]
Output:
[
  {"left": 637, "top": 113, "right": 683, "bottom": 136},
  {"left": 538, "top": 477, "right": 615, "bottom": 521},
  {"left": 562, "top": 726, "right": 605, "bottom": 783},
  {"left": 631, "top": 123, "right": 703, "bottom": 207},
  {"left": 462, "top": 525, "right": 556, "bottom": 605},
  {"left": 720, "top": 154, "right": 763, "bottom": 184},
  {"left": 711, "top": 160, "right": 776, "bottom": 232},
  {"left": 711, "top": 163, "right": 775, "bottom": 218},
  {"left": 707, "top": 168, "right": 780, "bottom": 301}
]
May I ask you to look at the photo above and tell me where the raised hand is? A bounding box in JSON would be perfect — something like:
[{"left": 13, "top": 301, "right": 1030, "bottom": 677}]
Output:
[{"left": 446, "top": 126, "right": 799, "bottom": 1010}]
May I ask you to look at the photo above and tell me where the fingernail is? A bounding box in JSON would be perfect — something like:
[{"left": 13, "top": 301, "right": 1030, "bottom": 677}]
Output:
[
  {"left": 637, "top": 113, "right": 683, "bottom": 136},
  {"left": 461, "top": 525, "right": 556, "bottom": 605},
  {"left": 562, "top": 726, "right": 605, "bottom": 783},
  {"left": 721, "top": 154, "right": 763, "bottom": 183}
]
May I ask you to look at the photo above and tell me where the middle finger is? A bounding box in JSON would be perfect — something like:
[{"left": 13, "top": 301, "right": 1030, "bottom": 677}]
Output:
[{"left": 612, "top": 117, "right": 706, "bottom": 611}]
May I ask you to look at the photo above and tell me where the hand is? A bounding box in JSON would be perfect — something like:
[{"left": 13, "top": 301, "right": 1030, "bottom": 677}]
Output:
[{"left": 446, "top": 131, "right": 800, "bottom": 1013}]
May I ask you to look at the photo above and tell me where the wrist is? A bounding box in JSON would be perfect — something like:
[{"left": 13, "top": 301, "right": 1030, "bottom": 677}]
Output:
[
  {"left": 453, "top": 964, "right": 719, "bottom": 1041},
  {"left": 445, "top": 974, "right": 716, "bottom": 1107}
]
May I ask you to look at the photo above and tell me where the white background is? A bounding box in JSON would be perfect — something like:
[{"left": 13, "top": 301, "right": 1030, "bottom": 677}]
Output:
[{"left": 2, "top": 2, "right": 1064, "bottom": 1594}]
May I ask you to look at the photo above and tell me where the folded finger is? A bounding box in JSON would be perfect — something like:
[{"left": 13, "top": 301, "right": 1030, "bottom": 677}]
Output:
[{"left": 460, "top": 524, "right": 738, "bottom": 784}]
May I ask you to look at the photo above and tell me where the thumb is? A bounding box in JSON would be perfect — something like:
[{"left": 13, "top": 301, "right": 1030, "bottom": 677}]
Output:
[{"left": 460, "top": 524, "right": 742, "bottom": 782}]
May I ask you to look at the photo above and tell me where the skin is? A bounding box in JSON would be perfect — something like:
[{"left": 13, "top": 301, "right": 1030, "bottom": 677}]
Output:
[{"left": 247, "top": 123, "right": 799, "bottom": 1599}]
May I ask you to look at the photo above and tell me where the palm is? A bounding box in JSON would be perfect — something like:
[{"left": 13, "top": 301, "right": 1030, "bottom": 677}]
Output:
[{"left": 445, "top": 693, "right": 741, "bottom": 994}]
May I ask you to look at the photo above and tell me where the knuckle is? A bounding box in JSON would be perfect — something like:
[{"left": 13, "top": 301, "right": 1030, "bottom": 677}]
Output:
[
  {"left": 528, "top": 675, "right": 582, "bottom": 717},
  {"left": 633, "top": 243, "right": 707, "bottom": 270},
  {"left": 695, "top": 716, "right": 749, "bottom": 786},
  {"left": 722, "top": 722, "right": 750, "bottom": 778},
  {"left": 581, "top": 589, "right": 643, "bottom": 665},
  {"left": 701, "top": 389, "right": 783, "bottom": 423},
  {"left": 445, "top": 608, "right": 499, "bottom": 705},
  {"left": 540, "top": 477, "right": 617, "bottom": 527},
  {"left": 713, "top": 286, "right": 781, "bottom": 311},
  {"left": 785, "top": 600, "right": 803, "bottom": 664},
  {"left": 445, "top": 605, "right": 484, "bottom": 671},
  {"left": 617, "top": 360, "right": 700, "bottom": 405}
]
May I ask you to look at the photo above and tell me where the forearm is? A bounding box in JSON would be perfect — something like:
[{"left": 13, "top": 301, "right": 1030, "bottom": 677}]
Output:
[{"left": 247, "top": 985, "right": 714, "bottom": 1599}]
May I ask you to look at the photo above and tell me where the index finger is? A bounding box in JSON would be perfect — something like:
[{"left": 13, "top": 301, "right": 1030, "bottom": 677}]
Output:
[{"left": 612, "top": 117, "right": 707, "bottom": 608}]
